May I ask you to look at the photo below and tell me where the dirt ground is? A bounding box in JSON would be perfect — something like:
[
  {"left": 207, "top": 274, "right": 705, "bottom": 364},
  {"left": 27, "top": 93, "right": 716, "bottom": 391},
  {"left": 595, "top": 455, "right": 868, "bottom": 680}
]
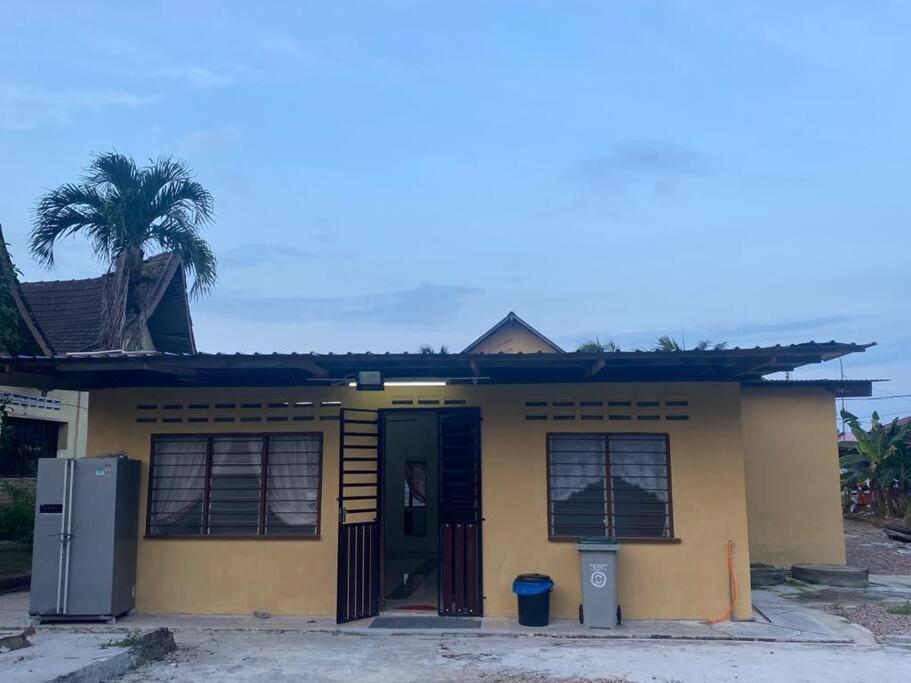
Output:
[{"left": 843, "top": 518, "right": 911, "bottom": 574}]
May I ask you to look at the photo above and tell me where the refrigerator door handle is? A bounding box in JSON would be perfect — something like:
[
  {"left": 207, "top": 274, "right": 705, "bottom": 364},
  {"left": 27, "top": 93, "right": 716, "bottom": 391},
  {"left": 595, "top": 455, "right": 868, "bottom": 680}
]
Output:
[
  {"left": 61, "top": 459, "right": 76, "bottom": 614},
  {"left": 55, "top": 459, "right": 70, "bottom": 615}
]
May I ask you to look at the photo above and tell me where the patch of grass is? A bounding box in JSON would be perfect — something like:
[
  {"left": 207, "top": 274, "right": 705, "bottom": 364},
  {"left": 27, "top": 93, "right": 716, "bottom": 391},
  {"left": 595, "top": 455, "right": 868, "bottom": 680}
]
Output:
[
  {"left": 886, "top": 601, "right": 911, "bottom": 616},
  {"left": 0, "top": 545, "right": 32, "bottom": 577},
  {"left": 100, "top": 630, "right": 145, "bottom": 649}
]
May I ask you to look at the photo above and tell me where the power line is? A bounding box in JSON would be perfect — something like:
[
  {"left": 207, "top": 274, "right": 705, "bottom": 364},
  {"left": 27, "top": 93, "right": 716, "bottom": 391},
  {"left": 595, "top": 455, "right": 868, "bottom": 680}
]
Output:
[{"left": 843, "top": 394, "right": 911, "bottom": 400}]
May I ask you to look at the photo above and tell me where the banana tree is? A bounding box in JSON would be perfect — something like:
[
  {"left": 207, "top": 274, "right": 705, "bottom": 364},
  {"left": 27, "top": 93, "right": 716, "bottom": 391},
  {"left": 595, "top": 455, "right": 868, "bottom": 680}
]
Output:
[{"left": 840, "top": 410, "right": 911, "bottom": 517}]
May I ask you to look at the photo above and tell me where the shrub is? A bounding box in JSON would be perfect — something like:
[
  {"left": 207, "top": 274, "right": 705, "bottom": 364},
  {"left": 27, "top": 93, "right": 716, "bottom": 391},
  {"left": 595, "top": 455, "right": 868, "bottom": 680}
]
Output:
[{"left": 0, "top": 480, "right": 35, "bottom": 545}]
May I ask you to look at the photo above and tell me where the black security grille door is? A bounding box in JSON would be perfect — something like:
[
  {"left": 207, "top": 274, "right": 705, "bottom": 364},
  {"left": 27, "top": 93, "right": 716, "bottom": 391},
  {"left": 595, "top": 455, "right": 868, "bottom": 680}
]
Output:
[
  {"left": 337, "top": 408, "right": 382, "bottom": 623},
  {"left": 438, "top": 409, "right": 482, "bottom": 616}
]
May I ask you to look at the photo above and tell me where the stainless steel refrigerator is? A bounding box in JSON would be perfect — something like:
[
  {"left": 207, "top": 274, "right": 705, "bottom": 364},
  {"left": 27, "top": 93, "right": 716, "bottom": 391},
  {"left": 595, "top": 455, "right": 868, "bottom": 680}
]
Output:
[{"left": 30, "top": 455, "right": 140, "bottom": 622}]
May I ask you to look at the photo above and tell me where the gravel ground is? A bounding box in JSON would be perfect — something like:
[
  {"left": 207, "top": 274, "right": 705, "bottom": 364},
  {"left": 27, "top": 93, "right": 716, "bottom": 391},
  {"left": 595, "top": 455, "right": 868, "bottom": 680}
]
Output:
[
  {"left": 826, "top": 603, "right": 911, "bottom": 636},
  {"left": 843, "top": 518, "right": 911, "bottom": 574}
]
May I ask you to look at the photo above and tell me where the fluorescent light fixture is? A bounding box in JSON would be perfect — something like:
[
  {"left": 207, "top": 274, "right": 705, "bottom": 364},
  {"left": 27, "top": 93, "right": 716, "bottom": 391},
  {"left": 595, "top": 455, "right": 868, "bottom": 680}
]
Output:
[
  {"left": 346, "top": 380, "right": 447, "bottom": 388},
  {"left": 385, "top": 381, "right": 446, "bottom": 387}
]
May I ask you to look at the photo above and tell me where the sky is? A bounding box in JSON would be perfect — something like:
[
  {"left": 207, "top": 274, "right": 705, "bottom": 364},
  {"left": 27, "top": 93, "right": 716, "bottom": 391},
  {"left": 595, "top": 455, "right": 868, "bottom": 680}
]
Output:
[{"left": 0, "top": 1, "right": 908, "bottom": 425}]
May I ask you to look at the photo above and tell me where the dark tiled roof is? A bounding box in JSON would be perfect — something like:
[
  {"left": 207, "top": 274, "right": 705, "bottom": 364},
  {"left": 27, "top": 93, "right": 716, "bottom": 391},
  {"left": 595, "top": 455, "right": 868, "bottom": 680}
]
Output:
[{"left": 19, "top": 253, "right": 175, "bottom": 353}]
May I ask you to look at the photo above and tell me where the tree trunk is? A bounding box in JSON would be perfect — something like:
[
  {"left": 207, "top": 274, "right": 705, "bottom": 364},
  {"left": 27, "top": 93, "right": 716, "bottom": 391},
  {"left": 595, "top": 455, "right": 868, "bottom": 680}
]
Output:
[{"left": 100, "top": 247, "right": 144, "bottom": 351}]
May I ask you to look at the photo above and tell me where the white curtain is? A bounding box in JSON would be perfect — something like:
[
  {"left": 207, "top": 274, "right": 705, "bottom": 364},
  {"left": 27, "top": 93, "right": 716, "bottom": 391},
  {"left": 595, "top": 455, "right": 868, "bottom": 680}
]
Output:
[
  {"left": 267, "top": 435, "right": 320, "bottom": 528},
  {"left": 549, "top": 435, "right": 606, "bottom": 502},
  {"left": 607, "top": 435, "right": 669, "bottom": 536},
  {"left": 150, "top": 436, "right": 207, "bottom": 533}
]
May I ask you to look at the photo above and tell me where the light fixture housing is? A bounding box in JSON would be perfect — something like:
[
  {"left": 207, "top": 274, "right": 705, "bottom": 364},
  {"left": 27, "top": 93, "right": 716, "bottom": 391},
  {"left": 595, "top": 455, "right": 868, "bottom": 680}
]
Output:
[{"left": 354, "top": 371, "right": 383, "bottom": 391}]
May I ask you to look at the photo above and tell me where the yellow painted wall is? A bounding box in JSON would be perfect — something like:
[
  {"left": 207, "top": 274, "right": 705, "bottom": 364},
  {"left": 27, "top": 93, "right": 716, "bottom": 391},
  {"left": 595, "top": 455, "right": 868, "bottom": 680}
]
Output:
[
  {"left": 741, "top": 387, "right": 846, "bottom": 567},
  {"left": 86, "top": 381, "right": 753, "bottom": 620}
]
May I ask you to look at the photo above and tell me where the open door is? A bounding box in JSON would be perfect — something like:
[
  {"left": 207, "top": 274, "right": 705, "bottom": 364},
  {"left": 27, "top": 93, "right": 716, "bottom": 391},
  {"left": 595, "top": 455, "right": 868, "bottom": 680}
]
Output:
[
  {"left": 438, "top": 408, "right": 482, "bottom": 616},
  {"left": 337, "top": 408, "right": 382, "bottom": 623}
]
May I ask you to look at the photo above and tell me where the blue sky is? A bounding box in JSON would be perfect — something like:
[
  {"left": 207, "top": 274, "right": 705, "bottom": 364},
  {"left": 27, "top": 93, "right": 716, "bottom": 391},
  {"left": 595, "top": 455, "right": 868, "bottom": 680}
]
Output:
[{"left": 1, "top": 1, "right": 908, "bottom": 424}]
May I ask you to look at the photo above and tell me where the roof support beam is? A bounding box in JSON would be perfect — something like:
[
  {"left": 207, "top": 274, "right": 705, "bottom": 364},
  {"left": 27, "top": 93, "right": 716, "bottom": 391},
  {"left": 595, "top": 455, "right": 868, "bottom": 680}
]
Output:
[{"left": 585, "top": 359, "right": 606, "bottom": 378}]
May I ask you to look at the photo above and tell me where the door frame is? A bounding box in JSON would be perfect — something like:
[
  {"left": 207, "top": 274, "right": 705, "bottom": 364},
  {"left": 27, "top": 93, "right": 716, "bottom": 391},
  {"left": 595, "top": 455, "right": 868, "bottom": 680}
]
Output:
[{"left": 376, "top": 406, "right": 482, "bottom": 617}]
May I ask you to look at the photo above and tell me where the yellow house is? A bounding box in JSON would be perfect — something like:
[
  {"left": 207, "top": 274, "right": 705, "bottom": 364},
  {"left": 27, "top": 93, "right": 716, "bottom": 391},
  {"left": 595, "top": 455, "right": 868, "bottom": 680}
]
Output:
[{"left": 1, "top": 312, "right": 873, "bottom": 623}]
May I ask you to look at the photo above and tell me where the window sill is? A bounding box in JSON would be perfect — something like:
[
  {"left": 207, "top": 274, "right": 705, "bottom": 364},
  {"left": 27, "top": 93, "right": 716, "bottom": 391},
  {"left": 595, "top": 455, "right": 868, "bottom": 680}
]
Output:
[
  {"left": 548, "top": 536, "right": 681, "bottom": 544},
  {"left": 144, "top": 534, "right": 321, "bottom": 541}
]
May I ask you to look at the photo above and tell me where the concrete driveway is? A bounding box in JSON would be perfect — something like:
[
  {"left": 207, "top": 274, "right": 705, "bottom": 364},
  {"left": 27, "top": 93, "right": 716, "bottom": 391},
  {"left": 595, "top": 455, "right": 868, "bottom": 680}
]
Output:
[
  {"left": 4, "top": 586, "right": 910, "bottom": 682},
  {"left": 118, "top": 630, "right": 910, "bottom": 683}
]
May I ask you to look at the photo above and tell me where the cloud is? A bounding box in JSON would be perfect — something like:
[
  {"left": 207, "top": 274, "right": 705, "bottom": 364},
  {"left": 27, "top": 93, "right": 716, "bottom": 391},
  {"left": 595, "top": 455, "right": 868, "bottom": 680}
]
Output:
[
  {"left": 203, "top": 283, "right": 482, "bottom": 326},
  {"left": 182, "top": 67, "right": 234, "bottom": 88},
  {"left": 713, "top": 315, "right": 857, "bottom": 338},
  {"left": 0, "top": 84, "right": 158, "bottom": 130},
  {"left": 219, "top": 244, "right": 313, "bottom": 269},
  {"left": 178, "top": 125, "right": 242, "bottom": 147},
  {"left": 569, "top": 141, "right": 711, "bottom": 187}
]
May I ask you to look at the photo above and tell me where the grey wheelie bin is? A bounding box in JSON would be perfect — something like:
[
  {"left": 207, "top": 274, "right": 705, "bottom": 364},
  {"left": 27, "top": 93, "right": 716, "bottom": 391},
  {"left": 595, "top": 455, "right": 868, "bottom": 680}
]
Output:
[{"left": 577, "top": 538, "right": 620, "bottom": 627}]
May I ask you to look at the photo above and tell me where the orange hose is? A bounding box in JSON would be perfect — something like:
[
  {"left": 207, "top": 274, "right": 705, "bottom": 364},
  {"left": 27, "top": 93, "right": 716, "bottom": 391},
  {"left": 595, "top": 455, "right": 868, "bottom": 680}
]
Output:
[{"left": 706, "top": 539, "right": 736, "bottom": 624}]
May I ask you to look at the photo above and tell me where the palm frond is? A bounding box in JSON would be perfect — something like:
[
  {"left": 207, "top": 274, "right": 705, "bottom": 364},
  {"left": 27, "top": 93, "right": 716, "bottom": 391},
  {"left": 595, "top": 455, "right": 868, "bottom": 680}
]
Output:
[
  {"left": 577, "top": 341, "right": 603, "bottom": 353},
  {"left": 655, "top": 335, "right": 683, "bottom": 352},
  {"left": 86, "top": 152, "right": 139, "bottom": 197},
  {"left": 31, "top": 184, "right": 109, "bottom": 267},
  {"left": 143, "top": 157, "right": 214, "bottom": 226},
  {"left": 152, "top": 217, "right": 217, "bottom": 297}
]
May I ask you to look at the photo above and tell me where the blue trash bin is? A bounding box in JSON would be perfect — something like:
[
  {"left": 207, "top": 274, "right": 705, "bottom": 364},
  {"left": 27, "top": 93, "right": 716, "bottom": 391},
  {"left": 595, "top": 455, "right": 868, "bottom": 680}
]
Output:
[{"left": 512, "top": 573, "right": 555, "bottom": 626}]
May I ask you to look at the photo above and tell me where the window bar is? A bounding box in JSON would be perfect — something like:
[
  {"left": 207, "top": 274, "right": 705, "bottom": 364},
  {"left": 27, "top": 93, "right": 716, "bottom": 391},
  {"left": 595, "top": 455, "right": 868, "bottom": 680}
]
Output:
[
  {"left": 202, "top": 436, "right": 213, "bottom": 536},
  {"left": 259, "top": 436, "right": 269, "bottom": 536},
  {"left": 603, "top": 435, "right": 613, "bottom": 538}
]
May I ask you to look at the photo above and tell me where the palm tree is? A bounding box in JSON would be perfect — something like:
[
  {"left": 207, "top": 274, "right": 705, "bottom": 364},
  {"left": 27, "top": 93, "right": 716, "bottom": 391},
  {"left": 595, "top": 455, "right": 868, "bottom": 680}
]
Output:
[
  {"left": 31, "top": 152, "right": 217, "bottom": 349},
  {"left": 418, "top": 345, "right": 449, "bottom": 354},
  {"left": 654, "top": 336, "right": 727, "bottom": 351},
  {"left": 654, "top": 335, "right": 683, "bottom": 352},
  {"left": 577, "top": 336, "right": 620, "bottom": 352}
]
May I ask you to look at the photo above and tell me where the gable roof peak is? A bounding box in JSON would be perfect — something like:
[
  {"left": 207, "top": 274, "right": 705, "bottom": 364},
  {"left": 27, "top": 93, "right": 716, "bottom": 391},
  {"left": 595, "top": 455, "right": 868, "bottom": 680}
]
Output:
[
  {"left": 0, "top": 224, "right": 52, "bottom": 355},
  {"left": 17, "top": 250, "right": 193, "bottom": 354},
  {"left": 463, "top": 311, "right": 564, "bottom": 354}
]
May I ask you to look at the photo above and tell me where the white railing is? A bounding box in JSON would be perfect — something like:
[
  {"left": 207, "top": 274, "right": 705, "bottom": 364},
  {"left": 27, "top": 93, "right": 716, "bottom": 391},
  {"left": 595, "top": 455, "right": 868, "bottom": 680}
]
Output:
[{"left": 0, "top": 391, "right": 62, "bottom": 411}]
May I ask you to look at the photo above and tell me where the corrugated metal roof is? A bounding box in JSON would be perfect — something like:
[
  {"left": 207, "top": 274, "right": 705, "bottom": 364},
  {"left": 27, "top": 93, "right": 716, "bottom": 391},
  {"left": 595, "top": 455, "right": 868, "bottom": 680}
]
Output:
[
  {"left": 0, "top": 339, "right": 876, "bottom": 362},
  {"left": 0, "top": 340, "right": 878, "bottom": 391}
]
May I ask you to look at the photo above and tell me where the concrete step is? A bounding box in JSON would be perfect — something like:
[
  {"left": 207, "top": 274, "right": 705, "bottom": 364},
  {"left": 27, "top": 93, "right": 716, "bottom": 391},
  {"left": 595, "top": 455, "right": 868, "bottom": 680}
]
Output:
[{"left": 792, "top": 564, "right": 869, "bottom": 588}]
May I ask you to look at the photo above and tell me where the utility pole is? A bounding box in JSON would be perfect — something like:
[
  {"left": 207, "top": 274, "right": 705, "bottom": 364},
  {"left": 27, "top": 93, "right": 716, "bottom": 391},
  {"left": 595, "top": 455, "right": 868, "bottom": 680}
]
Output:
[{"left": 839, "top": 358, "right": 847, "bottom": 436}]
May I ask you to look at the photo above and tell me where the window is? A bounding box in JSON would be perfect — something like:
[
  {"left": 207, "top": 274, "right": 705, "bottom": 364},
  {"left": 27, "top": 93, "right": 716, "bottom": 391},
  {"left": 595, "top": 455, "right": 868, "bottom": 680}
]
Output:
[
  {"left": 403, "top": 460, "right": 427, "bottom": 536},
  {"left": 148, "top": 433, "right": 322, "bottom": 537},
  {"left": 547, "top": 433, "right": 672, "bottom": 539},
  {"left": 0, "top": 417, "right": 60, "bottom": 477}
]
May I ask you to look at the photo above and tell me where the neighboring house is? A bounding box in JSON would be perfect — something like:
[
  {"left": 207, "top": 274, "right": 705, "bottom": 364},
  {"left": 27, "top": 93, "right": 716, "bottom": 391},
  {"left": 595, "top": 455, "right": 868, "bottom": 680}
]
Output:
[
  {"left": 462, "top": 311, "right": 564, "bottom": 353},
  {"left": 0, "top": 312, "right": 874, "bottom": 624},
  {"left": 0, "top": 231, "right": 194, "bottom": 481}
]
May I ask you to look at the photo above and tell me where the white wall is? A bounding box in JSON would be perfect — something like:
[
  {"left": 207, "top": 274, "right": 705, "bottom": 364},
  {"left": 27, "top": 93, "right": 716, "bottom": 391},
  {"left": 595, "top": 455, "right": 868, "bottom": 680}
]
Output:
[{"left": 0, "top": 386, "right": 89, "bottom": 459}]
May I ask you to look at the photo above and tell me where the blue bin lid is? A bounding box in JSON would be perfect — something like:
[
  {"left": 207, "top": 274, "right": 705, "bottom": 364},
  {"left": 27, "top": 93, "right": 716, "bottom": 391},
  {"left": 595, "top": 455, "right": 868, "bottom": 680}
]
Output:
[{"left": 512, "top": 574, "right": 554, "bottom": 595}]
